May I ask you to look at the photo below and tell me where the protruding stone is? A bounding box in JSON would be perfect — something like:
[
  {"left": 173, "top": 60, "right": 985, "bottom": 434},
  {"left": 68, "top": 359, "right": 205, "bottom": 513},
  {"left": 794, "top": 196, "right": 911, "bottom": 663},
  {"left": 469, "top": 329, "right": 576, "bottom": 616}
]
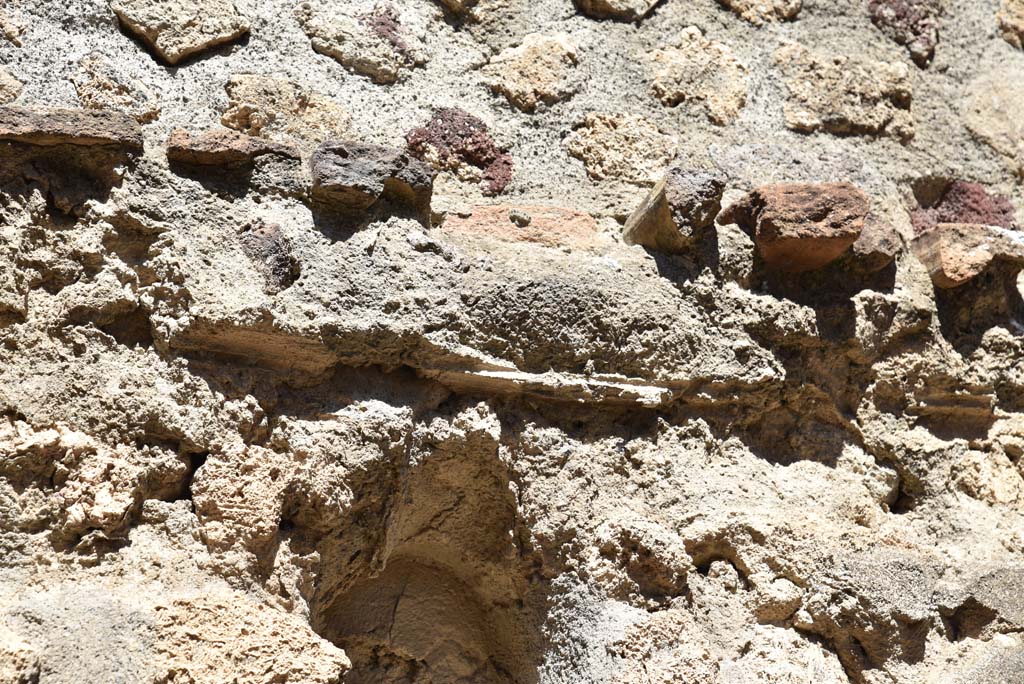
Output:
[
  {"left": 110, "top": 0, "right": 250, "bottom": 65},
  {"left": 774, "top": 43, "right": 914, "bottom": 141},
  {"left": 574, "top": 0, "right": 659, "bottom": 22},
  {"left": 720, "top": 183, "right": 869, "bottom": 272},
  {"left": 650, "top": 28, "right": 747, "bottom": 126},
  {"left": 868, "top": 0, "right": 941, "bottom": 67},
  {"left": 912, "top": 223, "right": 1024, "bottom": 288},
  {"left": 622, "top": 167, "right": 725, "bottom": 253},
  {"left": 435, "top": 0, "right": 477, "bottom": 14},
  {"left": 564, "top": 113, "right": 678, "bottom": 185},
  {"left": 406, "top": 108, "right": 513, "bottom": 196},
  {"left": 847, "top": 214, "right": 901, "bottom": 273},
  {"left": 482, "top": 33, "right": 580, "bottom": 113},
  {"left": 0, "top": 10, "right": 24, "bottom": 46},
  {"left": 999, "top": 0, "right": 1024, "bottom": 49},
  {"left": 221, "top": 74, "right": 351, "bottom": 150},
  {"left": 718, "top": 0, "right": 801, "bottom": 25},
  {"left": 73, "top": 52, "right": 160, "bottom": 123},
  {"left": 911, "top": 181, "right": 1017, "bottom": 236},
  {"left": 442, "top": 205, "right": 600, "bottom": 249},
  {"left": 0, "top": 106, "right": 143, "bottom": 149},
  {"left": 311, "top": 140, "right": 435, "bottom": 221},
  {"left": 964, "top": 67, "right": 1024, "bottom": 176},
  {"left": 295, "top": 1, "right": 428, "bottom": 84},
  {"left": 0, "top": 67, "right": 22, "bottom": 105},
  {"left": 167, "top": 128, "right": 300, "bottom": 166}
]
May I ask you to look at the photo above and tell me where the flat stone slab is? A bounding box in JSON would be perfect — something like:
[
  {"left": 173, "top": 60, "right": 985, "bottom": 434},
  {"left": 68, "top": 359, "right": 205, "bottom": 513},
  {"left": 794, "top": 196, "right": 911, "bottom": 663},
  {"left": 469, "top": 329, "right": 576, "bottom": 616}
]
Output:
[
  {"left": 0, "top": 106, "right": 142, "bottom": 148},
  {"left": 167, "top": 128, "right": 299, "bottom": 166}
]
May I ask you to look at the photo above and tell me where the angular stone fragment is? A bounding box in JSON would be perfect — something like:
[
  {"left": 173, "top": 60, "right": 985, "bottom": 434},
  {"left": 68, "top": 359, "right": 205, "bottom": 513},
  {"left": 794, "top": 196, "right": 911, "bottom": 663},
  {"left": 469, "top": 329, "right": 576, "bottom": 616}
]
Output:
[
  {"left": 167, "top": 128, "right": 300, "bottom": 166},
  {"left": 311, "top": 140, "right": 435, "bottom": 221},
  {"left": 912, "top": 223, "right": 1024, "bottom": 288},
  {"left": 483, "top": 33, "right": 580, "bottom": 113},
  {"left": 406, "top": 108, "right": 513, "bottom": 196},
  {"left": 295, "top": 1, "right": 428, "bottom": 84},
  {"left": 442, "top": 205, "right": 600, "bottom": 249},
  {"left": 911, "top": 181, "right": 1017, "bottom": 236},
  {"left": 564, "top": 113, "right": 678, "bottom": 185},
  {"left": 574, "top": 0, "right": 659, "bottom": 21},
  {"left": 868, "top": 0, "right": 941, "bottom": 67},
  {"left": 221, "top": 74, "right": 351, "bottom": 150},
  {"left": 623, "top": 167, "right": 725, "bottom": 253},
  {"left": 718, "top": 0, "right": 801, "bottom": 25},
  {"left": 110, "top": 0, "right": 250, "bottom": 65},
  {"left": 650, "top": 27, "right": 747, "bottom": 125},
  {"left": 0, "top": 10, "right": 24, "bottom": 46},
  {"left": 999, "top": 0, "right": 1024, "bottom": 49},
  {"left": 73, "top": 52, "right": 160, "bottom": 124},
  {"left": 0, "top": 106, "right": 142, "bottom": 149},
  {"left": 848, "top": 214, "right": 901, "bottom": 273},
  {"left": 0, "top": 67, "right": 21, "bottom": 105},
  {"left": 720, "top": 183, "right": 869, "bottom": 272},
  {"left": 774, "top": 43, "right": 914, "bottom": 141},
  {"left": 964, "top": 67, "right": 1024, "bottom": 176},
  {"left": 435, "top": 0, "right": 477, "bottom": 13}
]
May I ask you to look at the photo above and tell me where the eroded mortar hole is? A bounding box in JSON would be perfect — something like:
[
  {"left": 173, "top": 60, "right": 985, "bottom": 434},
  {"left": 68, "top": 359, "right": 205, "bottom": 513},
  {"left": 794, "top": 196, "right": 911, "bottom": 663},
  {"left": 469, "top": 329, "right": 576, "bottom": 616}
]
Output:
[{"left": 309, "top": 424, "right": 544, "bottom": 683}]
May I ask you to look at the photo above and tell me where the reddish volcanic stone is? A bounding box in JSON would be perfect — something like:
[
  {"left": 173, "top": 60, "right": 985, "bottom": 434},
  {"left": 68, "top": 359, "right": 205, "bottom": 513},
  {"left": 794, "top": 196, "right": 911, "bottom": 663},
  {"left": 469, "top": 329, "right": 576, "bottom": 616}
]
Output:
[
  {"left": 406, "top": 108, "right": 513, "bottom": 196},
  {"left": 911, "top": 181, "right": 1017, "bottom": 236}
]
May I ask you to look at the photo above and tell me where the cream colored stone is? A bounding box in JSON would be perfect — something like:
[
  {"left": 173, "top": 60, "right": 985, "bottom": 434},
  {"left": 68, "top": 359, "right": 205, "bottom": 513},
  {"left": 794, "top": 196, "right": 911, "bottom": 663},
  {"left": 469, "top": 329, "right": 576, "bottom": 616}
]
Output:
[
  {"left": 999, "top": 0, "right": 1024, "bottom": 49},
  {"left": 483, "top": 33, "right": 579, "bottom": 113},
  {"left": 110, "top": 0, "right": 250, "bottom": 65},
  {"left": 964, "top": 66, "right": 1024, "bottom": 176},
  {"left": 650, "top": 27, "right": 748, "bottom": 125},
  {"left": 719, "top": 0, "right": 801, "bottom": 25},
  {"left": 73, "top": 52, "right": 160, "bottom": 123},
  {"left": 564, "top": 112, "right": 678, "bottom": 184},
  {"left": 0, "top": 67, "right": 22, "bottom": 105}
]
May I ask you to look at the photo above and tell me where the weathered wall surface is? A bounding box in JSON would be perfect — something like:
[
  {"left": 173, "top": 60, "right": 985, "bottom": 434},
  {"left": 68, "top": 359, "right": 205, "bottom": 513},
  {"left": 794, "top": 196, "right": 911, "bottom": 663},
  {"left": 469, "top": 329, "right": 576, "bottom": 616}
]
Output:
[{"left": 2, "top": 0, "right": 1024, "bottom": 682}]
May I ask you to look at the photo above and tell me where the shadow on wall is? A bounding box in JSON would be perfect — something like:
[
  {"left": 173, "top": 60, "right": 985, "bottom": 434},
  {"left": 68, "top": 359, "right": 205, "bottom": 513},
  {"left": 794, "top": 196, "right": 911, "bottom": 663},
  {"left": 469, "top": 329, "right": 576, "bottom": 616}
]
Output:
[{"left": 303, "top": 411, "right": 546, "bottom": 684}]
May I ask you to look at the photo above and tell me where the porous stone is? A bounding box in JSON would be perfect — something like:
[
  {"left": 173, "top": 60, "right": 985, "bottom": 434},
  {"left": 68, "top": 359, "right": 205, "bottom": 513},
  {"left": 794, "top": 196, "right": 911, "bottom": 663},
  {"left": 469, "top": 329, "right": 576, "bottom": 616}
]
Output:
[
  {"left": 911, "top": 181, "right": 1017, "bottom": 236},
  {"left": 912, "top": 222, "right": 1024, "bottom": 288},
  {"left": 622, "top": 166, "right": 725, "bottom": 253},
  {"left": 220, "top": 74, "right": 352, "bottom": 150},
  {"left": 868, "top": 0, "right": 942, "bottom": 67},
  {"left": 166, "top": 128, "right": 300, "bottom": 166},
  {"left": 774, "top": 43, "right": 914, "bottom": 141},
  {"left": 718, "top": 0, "right": 801, "bottom": 25},
  {"left": 650, "top": 27, "right": 747, "bottom": 125},
  {"left": 0, "top": 106, "right": 142, "bottom": 149},
  {"left": 847, "top": 213, "right": 901, "bottom": 272},
  {"left": 964, "top": 66, "right": 1024, "bottom": 176},
  {"left": 441, "top": 204, "right": 600, "bottom": 249},
  {"left": 999, "top": 0, "right": 1024, "bottom": 49},
  {"left": 0, "top": 10, "right": 24, "bottom": 46},
  {"left": 311, "top": 140, "right": 436, "bottom": 220},
  {"left": 0, "top": 67, "right": 22, "bottom": 105},
  {"left": 406, "top": 107, "right": 513, "bottom": 196},
  {"left": 72, "top": 52, "right": 160, "bottom": 124},
  {"left": 295, "top": 1, "right": 428, "bottom": 84},
  {"left": 574, "top": 0, "right": 659, "bottom": 21},
  {"left": 109, "top": 0, "right": 250, "bottom": 65},
  {"left": 720, "top": 182, "right": 869, "bottom": 271},
  {"left": 482, "top": 33, "right": 580, "bottom": 113},
  {"left": 435, "top": 0, "right": 477, "bottom": 14},
  {"left": 564, "top": 112, "right": 678, "bottom": 184}
]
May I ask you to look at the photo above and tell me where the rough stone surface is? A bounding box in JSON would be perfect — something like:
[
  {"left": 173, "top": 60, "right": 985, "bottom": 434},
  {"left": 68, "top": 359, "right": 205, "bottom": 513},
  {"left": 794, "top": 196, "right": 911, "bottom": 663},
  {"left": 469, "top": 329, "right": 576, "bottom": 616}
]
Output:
[
  {"left": 483, "top": 33, "right": 580, "bottom": 113},
  {"left": 911, "top": 180, "right": 1018, "bottom": 236},
  {"left": 574, "top": 0, "right": 659, "bottom": 22},
  {"left": 311, "top": 140, "right": 435, "bottom": 220},
  {"left": 110, "top": 0, "right": 250, "bottom": 65},
  {"left": 721, "top": 182, "right": 869, "bottom": 271},
  {"left": 406, "top": 107, "right": 513, "bottom": 196},
  {"left": 623, "top": 166, "right": 725, "bottom": 253},
  {"left": 5, "top": 1, "right": 1024, "bottom": 683},
  {"left": 295, "top": 1, "right": 429, "bottom": 84},
  {"left": 564, "top": 112, "right": 678, "bottom": 184},
  {"left": 220, "top": 73, "right": 352, "bottom": 151},
  {"left": 0, "top": 67, "right": 22, "bottom": 105},
  {"left": 650, "top": 27, "right": 748, "bottom": 126},
  {"left": 167, "top": 128, "right": 300, "bottom": 166},
  {"left": 73, "top": 52, "right": 160, "bottom": 124},
  {"left": 868, "top": 0, "right": 942, "bottom": 67},
  {"left": 718, "top": 0, "right": 801, "bottom": 25},
  {"left": 912, "top": 222, "right": 1024, "bottom": 288},
  {"left": 999, "top": 0, "right": 1024, "bottom": 48},
  {"left": 775, "top": 43, "right": 914, "bottom": 141},
  {"left": 0, "top": 106, "right": 142, "bottom": 148}
]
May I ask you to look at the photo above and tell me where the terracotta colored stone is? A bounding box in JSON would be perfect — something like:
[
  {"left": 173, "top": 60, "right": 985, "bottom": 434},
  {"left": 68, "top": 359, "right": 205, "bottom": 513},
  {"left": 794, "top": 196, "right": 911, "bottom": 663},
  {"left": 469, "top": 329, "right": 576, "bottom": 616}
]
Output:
[
  {"left": 406, "top": 108, "right": 512, "bottom": 196},
  {"left": 442, "top": 205, "right": 600, "bottom": 249},
  {"left": 167, "top": 128, "right": 299, "bottom": 166},
  {"left": 0, "top": 106, "right": 142, "bottom": 149},
  {"left": 720, "top": 183, "right": 869, "bottom": 272},
  {"left": 911, "top": 181, "right": 1017, "bottom": 236},
  {"left": 912, "top": 222, "right": 1024, "bottom": 288},
  {"left": 622, "top": 167, "right": 724, "bottom": 253},
  {"left": 868, "top": 0, "right": 941, "bottom": 67},
  {"left": 311, "top": 140, "right": 435, "bottom": 221}
]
